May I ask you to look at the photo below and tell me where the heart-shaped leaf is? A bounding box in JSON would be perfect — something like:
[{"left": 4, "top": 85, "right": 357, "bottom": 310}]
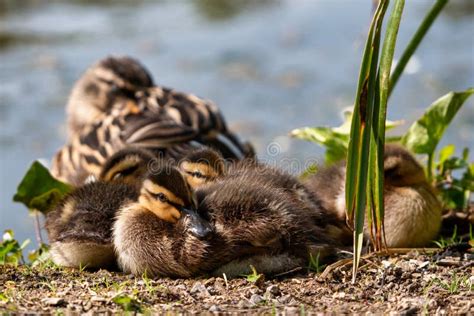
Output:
[{"left": 13, "top": 161, "right": 73, "bottom": 214}]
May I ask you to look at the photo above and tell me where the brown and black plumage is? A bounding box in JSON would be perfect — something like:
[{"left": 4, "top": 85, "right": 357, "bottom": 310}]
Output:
[
  {"left": 304, "top": 144, "right": 442, "bottom": 248},
  {"left": 45, "top": 181, "right": 138, "bottom": 269},
  {"left": 115, "top": 148, "right": 348, "bottom": 278},
  {"left": 99, "top": 147, "right": 155, "bottom": 186},
  {"left": 46, "top": 148, "right": 210, "bottom": 269},
  {"left": 51, "top": 56, "right": 254, "bottom": 186}
]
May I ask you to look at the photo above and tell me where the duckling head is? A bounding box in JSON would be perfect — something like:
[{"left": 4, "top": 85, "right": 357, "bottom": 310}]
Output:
[
  {"left": 139, "top": 164, "right": 213, "bottom": 238},
  {"left": 384, "top": 144, "right": 427, "bottom": 186},
  {"left": 179, "top": 148, "right": 226, "bottom": 188},
  {"left": 67, "top": 56, "right": 154, "bottom": 134},
  {"left": 99, "top": 147, "right": 155, "bottom": 185}
]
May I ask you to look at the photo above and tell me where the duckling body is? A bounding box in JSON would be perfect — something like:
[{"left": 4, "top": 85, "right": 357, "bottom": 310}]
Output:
[
  {"left": 52, "top": 56, "right": 254, "bottom": 186},
  {"left": 113, "top": 164, "right": 213, "bottom": 277},
  {"left": 304, "top": 144, "right": 442, "bottom": 248},
  {"left": 45, "top": 181, "right": 138, "bottom": 269},
  {"left": 46, "top": 148, "right": 204, "bottom": 269},
  {"left": 195, "top": 167, "right": 346, "bottom": 277},
  {"left": 114, "top": 149, "right": 347, "bottom": 278}
]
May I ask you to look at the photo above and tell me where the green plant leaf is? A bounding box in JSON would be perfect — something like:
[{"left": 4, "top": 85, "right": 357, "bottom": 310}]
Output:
[
  {"left": 401, "top": 88, "right": 474, "bottom": 156},
  {"left": 13, "top": 161, "right": 73, "bottom": 214},
  {"left": 291, "top": 127, "right": 349, "bottom": 164}
]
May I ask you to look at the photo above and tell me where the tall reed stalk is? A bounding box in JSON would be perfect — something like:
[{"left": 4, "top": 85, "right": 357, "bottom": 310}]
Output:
[{"left": 345, "top": 0, "right": 447, "bottom": 282}]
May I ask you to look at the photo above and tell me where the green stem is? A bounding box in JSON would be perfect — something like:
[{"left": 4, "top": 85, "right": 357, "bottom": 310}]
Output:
[
  {"left": 388, "top": 0, "right": 448, "bottom": 97},
  {"left": 427, "top": 153, "right": 434, "bottom": 182}
]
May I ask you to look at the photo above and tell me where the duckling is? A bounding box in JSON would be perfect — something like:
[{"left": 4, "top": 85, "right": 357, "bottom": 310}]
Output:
[
  {"left": 180, "top": 147, "right": 350, "bottom": 238},
  {"left": 51, "top": 55, "right": 254, "bottom": 186},
  {"left": 115, "top": 148, "right": 348, "bottom": 278},
  {"left": 45, "top": 181, "right": 137, "bottom": 269},
  {"left": 304, "top": 144, "right": 442, "bottom": 248},
  {"left": 178, "top": 147, "right": 226, "bottom": 188},
  {"left": 46, "top": 148, "right": 209, "bottom": 269},
  {"left": 113, "top": 163, "right": 214, "bottom": 277},
  {"left": 99, "top": 147, "right": 155, "bottom": 186}
]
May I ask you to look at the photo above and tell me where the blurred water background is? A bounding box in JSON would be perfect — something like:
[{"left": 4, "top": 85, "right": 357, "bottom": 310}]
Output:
[{"left": 1, "top": 0, "right": 473, "bottom": 249}]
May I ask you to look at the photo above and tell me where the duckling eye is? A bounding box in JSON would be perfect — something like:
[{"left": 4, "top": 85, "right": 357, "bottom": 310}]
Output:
[
  {"left": 192, "top": 171, "right": 205, "bottom": 179},
  {"left": 155, "top": 192, "right": 168, "bottom": 203}
]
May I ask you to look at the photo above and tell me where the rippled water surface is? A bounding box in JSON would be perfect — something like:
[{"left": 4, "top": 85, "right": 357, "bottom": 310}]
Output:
[{"left": 1, "top": 0, "right": 473, "bottom": 247}]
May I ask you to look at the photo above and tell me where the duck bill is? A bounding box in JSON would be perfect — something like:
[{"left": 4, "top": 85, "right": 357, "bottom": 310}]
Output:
[{"left": 179, "top": 207, "right": 213, "bottom": 239}]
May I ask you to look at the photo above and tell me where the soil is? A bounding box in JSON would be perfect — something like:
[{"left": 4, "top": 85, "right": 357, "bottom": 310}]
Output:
[{"left": 1, "top": 246, "right": 472, "bottom": 314}]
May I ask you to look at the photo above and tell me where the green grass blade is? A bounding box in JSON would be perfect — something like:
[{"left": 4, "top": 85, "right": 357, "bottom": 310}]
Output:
[
  {"left": 371, "top": 0, "right": 405, "bottom": 249},
  {"left": 346, "top": 0, "right": 389, "bottom": 283},
  {"left": 389, "top": 0, "right": 448, "bottom": 96}
]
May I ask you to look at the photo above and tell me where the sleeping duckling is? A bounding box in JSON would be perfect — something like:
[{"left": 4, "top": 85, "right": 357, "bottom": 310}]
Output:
[
  {"left": 99, "top": 147, "right": 155, "bottom": 185},
  {"left": 51, "top": 56, "right": 254, "bottom": 186},
  {"left": 178, "top": 147, "right": 227, "bottom": 188},
  {"left": 46, "top": 148, "right": 209, "bottom": 269},
  {"left": 45, "top": 181, "right": 137, "bottom": 269},
  {"left": 194, "top": 168, "right": 348, "bottom": 277},
  {"left": 180, "top": 148, "right": 350, "bottom": 240},
  {"left": 113, "top": 148, "right": 347, "bottom": 278},
  {"left": 113, "top": 163, "right": 213, "bottom": 277},
  {"left": 304, "top": 144, "right": 442, "bottom": 248}
]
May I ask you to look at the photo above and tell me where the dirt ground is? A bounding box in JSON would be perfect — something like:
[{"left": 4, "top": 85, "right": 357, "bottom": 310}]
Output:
[{"left": 1, "top": 246, "right": 472, "bottom": 315}]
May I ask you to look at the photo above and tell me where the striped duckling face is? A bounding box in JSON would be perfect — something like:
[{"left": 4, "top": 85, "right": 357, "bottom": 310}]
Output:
[
  {"left": 139, "top": 164, "right": 212, "bottom": 237},
  {"left": 179, "top": 148, "right": 226, "bottom": 189},
  {"left": 99, "top": 148, "right": 155, "bottom": 185}
]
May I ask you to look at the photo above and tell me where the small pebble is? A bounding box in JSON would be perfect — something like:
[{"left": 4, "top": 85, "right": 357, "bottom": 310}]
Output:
[
  {"left": 265, "top": 284, "right": 280, "bottom": 297},
  {"left": 249, "top": 293, "right": 264, "bottom": 305},
  {"left": 41, "top": 297, "right": 65, "bottom": 306},
  {"left": 209, "top": 305, "right": 220, "bottom": 312}
]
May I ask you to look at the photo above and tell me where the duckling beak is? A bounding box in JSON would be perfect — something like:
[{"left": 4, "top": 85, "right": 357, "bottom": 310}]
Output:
[{"left": 179, "top": 207, "right": 213, "bottom": 239}]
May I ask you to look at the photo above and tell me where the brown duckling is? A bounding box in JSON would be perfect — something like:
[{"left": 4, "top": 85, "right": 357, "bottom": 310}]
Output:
[
  {"left": 113, "top": 163, "right": 213, "bottom": 277},
  {"left": 51, "top": 56, "right": 254, "bottom": 186},
  {"left": 46, "top": 148, "right": 209, "bottom": 269},
  {"left": 180, "top": 147, "right": 350, "bottom": 241},
  {"left": 114, "top": 148, "right": 347, "bottom": 278},
  {"left": 304, "top": 144, "right": 442, "bottom": 248},
  {"left": 45, "top": 181, "right": 137, "bottom": 269},
  {"left": 98, "top": 147, "right": 155, "bottom": 185}
]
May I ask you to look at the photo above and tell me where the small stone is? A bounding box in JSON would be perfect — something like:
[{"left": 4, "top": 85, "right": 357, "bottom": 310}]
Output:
[
  {"left": 209, "top": 305, "right": 220, "bottom": 312},
  {"left": 418, "top": 261, "right": 430, "bottom": 269},
  {"left": 382, "top": 260, "right": 392, "bottom": 269},
  {"left": 265, "top": 285, "right": 280, "bottom": 297},
  {"left": 90, "top": 296, "right": 106, "bottom": 302},
  {"left": 237, "top": 300, "right": 248, "bottom": 309},
  {"left": 278, "top": 295, "right": 292, "bottom": 304},
  {"left": 190, "top": 281, "right": 210, "bottom": 297},
  {"left": 42, "top": 297, "right": 65, "bottom": 306},
  {"left": 249, "top": 293, "right": 264, "bottom": 305}
]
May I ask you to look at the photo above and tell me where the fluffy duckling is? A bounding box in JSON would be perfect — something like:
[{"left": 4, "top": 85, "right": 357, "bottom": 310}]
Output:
[
  {"left": 113, "top": 164, "right": 213, "bottom": 277},
  {"left": 99, "top": 147, "right": 155, "bottom": 185},
  {"left": 179, "top": 147, "right": 353, "bottom": 244},
  {"left": 304, "top": 144, "right": 442, "bottom": 248},
  {"left": 178, "top": 147, "right": 227, "bottom": 188},
  {"left": 51, "top": 56, "right": 254, "bottom": 186},
  {"left": 46, "top": 148, "right": 209, "bottom": 269},
  {"left": 45, "top": 181, "right": 137, "bottom": 269},
  {"left": 115, "top": 148, "right": 348, "bottom": 278}
]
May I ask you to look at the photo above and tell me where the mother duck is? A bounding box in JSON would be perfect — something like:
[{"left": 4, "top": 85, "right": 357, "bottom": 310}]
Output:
[{"left": 51, "top": 56, "right": 254, "bottom": 185}]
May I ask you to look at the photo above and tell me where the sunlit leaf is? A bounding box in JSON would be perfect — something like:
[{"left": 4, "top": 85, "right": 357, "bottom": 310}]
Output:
[
  {"left": 290, "top": 127, "right": 348, "bottom": 164},
  {"left": 401, "top": 88, "right": 474, "bottom": 156},
  {"left": 13, "top": 161, "right": 73, "bottom": 214}
]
